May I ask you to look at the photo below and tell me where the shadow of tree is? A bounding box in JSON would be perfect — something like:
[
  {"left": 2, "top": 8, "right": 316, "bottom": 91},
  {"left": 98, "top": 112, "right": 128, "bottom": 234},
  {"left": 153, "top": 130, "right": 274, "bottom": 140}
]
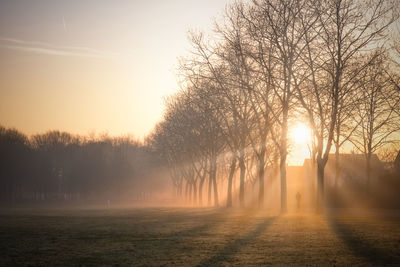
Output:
[
  {"left": 197, "top": 216, "right": 277, "bottom": 266},
  {"left": 327, "top": 215, "right": 400, "bottom": 265},
  {"left": 165, "top": 211, "right": 228, "bottom": 239}
]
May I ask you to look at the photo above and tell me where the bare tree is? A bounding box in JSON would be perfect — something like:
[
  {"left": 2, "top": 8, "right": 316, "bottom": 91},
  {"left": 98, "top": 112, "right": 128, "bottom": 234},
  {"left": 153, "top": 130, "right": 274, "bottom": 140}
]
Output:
[
  {"left": 182, "top": 25, "right": 253, "bottom": 207},
  {"left": 248, "top": 0, "right": 320, "bottom": 212},
  {"left": 295, "top": 0, "right": 396, "bottom": 211},
  {"left": 352, "top": 52, "right": 400, "bottom": 189}
]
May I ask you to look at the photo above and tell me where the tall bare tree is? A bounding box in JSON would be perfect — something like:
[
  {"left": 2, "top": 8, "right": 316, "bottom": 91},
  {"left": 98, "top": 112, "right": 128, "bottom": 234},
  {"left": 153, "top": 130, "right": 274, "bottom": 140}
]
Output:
[
  {"left": 295, "top": 0, "right": 396, "bottom": 211},
  {"left": 352, "top": 52, "right": 400, "bottom": 189}
]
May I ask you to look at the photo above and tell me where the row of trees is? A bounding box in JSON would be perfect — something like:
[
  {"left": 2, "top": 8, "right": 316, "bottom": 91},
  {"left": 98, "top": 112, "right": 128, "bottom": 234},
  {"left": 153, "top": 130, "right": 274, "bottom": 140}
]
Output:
[
  {"left": 0, "top": 126, "right": 164, "bottom": 203},
  {"left": 149, "top": 0, "right": 400, "bottom": 211}
]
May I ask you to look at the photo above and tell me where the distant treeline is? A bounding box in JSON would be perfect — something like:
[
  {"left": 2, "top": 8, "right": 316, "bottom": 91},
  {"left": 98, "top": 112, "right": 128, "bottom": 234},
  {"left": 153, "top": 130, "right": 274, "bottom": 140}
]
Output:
[{"left": 0, "top": 126, "right": 167, "bottom": 204}]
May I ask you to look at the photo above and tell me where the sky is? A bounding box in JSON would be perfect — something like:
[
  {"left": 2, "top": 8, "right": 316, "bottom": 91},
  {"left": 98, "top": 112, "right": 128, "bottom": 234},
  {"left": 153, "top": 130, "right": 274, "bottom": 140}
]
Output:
[
  {"left": 0, "top": 0, "right": 315, "bottom": 165},
  {"left": 0, "top": 0, "right": 233, "bottom": 139}
]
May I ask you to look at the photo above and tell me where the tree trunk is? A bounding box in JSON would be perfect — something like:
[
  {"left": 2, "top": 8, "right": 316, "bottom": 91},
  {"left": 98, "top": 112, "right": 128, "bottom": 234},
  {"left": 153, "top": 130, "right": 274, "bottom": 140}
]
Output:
[
  {"left": 212, "top": 157, "right": 219, "bottom": 207},
  {"left": 280, "top": 108, "right": 288, "bottom": 213},
  {"left": 334, "top": 146, "right": 340, "bottom": 189},
  {"left": 280, "top": 153, "right": 287, "bottom": 213},
  {"left": 212, "top": 172, "right": 219, "bottom": 207},
  {"left": 199, "top": 177, "right": 205, "bottom": 206},
  {"left": 178, "top": 181, "right": 183, "bottom": 198},
  {"left": 189, "top": 182, "right": 193, "bottom": 204},
  {"left": 258, "top": 155, "right": 265, "bottom": 209},
  {"left": 207, "top": 170, "right": 212, "bottom": 207},
  {"left": 310, "top": 154, "right": 317, "bottom": 208},
  {"left": 192, "top": 180, "right": 197, "bottom": 206},
  {"left": 238, "top": 153, "right": 245, "bottom": 208},
  {"left": 366, "top": 153, "right": 371, "bottom": 192},
  {"left": 185, "top": 181, "right": 192, "bottom": 204},
  {"left": 317, "top": 160, "right": 325, "bottom": 213},
  {"left": 226, "top": 158, "right": 237, "bottom": 208}
]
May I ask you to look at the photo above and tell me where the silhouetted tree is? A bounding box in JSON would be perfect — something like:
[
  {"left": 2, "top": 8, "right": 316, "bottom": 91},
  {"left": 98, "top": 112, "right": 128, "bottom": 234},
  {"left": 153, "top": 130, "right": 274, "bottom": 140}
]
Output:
[{"left": 352, "top": 52, "right": 400, "bottom": 189}]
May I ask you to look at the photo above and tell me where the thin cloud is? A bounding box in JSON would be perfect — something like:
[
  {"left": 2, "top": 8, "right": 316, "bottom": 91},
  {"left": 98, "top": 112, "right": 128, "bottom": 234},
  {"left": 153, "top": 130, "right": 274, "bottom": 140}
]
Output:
[
  {"left": 0, "top": 37, "right": 120, "bottom": 59},
  {"left": 62, "top": 16, "right": 67, "bottom": 31}
]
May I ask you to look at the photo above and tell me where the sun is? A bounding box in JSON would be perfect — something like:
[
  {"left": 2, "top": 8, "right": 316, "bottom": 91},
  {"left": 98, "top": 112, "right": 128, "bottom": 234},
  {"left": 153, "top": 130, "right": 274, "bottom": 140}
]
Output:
[{"left": 290, "top": 123, "right": 311, "bottom": 145}]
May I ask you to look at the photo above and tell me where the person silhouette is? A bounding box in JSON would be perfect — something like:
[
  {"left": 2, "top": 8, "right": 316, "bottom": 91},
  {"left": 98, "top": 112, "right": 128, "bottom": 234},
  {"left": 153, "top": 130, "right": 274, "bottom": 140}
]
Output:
[{"left": 296, "top": 191, "right": 301, "bottom": 211}]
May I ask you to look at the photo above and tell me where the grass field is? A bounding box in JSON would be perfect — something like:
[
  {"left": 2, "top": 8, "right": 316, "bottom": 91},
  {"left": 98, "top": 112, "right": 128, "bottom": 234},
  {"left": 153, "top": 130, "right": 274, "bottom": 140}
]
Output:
[{"left": 0, "top": 207, "right": 400, "bottom": 266}]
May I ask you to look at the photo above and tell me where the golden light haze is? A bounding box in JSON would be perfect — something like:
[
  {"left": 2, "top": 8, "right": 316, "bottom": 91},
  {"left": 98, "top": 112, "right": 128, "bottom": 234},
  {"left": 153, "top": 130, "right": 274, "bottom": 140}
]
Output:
[
  {"left": 288, "top": 123, "right": 312, "bottom": 166},
  {"left": 0, "top": 0, "right": 232, "bottom": 138}
]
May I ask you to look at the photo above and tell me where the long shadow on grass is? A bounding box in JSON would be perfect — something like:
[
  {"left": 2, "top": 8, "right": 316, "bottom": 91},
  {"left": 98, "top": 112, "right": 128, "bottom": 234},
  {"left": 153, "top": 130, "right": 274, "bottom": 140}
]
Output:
[
  {"left": 327, "top": 215, "right": 400, "bottom": 265},
  {"left": 165, "top": 211, "right": 228, "bottom": 239},
  {"left": 197, "top": 215, "right": 277, "bottom": 266}
]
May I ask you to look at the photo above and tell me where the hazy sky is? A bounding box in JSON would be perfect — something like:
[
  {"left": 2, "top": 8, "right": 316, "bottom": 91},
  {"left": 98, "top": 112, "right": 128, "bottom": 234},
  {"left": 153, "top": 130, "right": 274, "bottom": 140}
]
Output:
[{"left": 0, "top": 0, "right": 233, "bottom": 138}]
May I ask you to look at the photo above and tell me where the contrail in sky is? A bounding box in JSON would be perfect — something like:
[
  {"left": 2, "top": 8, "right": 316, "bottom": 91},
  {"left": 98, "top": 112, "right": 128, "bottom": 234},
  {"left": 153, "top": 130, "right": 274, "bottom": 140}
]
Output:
[
  {"left": 62, "top": 16, "right": 66, "bottom": 31},
  {"left": 0, "top": 37, "right": 121, "bottom": 59}
]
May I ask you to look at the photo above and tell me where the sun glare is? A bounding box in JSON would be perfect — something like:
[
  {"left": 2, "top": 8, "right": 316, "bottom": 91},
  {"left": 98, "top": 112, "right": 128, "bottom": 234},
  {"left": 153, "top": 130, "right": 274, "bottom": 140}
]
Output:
[{"left": 291, "top": 123, "right": 311, "bottom": 145}]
